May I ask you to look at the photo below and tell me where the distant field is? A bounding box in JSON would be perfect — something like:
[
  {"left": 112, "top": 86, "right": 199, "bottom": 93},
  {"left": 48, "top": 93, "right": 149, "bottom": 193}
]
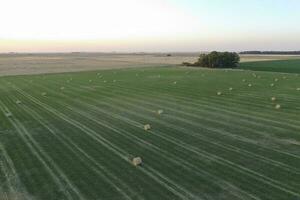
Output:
[
  {"left": 2, "top": 53, "right": 300, "bottom": 76},
  {"left": 239, "top": 54, "right": 300, "bottom": 63},
  {"left": 0, "top": 66, "right": 299, "bottom": 199},
  {"left": 240, "top": 59, "right": 300, "bottom": 74}
]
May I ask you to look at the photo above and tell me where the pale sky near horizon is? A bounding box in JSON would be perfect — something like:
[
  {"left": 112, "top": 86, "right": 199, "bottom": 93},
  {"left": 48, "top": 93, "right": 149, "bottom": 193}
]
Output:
[{"left": 0, "top": 0, "right": 299, "bottom": 52}]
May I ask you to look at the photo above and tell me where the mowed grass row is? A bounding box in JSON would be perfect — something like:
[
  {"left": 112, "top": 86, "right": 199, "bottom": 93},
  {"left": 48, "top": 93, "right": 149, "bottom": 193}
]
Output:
[{"left": 0, "top": 66, "right": 299, "bottom": 200}]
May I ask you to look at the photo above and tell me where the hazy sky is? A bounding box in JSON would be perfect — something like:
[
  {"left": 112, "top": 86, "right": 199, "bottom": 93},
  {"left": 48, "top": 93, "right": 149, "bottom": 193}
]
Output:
[{"left": 0, "top": 0, "right": 299, "bottom": 52}]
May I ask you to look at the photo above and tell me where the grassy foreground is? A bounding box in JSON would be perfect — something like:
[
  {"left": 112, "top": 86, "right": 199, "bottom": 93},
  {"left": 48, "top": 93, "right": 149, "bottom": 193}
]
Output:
[{"left": 0, "top": 66, "right": 299, "bottom": 200}]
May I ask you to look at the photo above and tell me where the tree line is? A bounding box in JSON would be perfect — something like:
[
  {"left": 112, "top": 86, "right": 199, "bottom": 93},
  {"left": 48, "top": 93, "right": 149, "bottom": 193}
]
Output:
[{"left": 183, "top": 51, "right": 240, "bottom": 68}]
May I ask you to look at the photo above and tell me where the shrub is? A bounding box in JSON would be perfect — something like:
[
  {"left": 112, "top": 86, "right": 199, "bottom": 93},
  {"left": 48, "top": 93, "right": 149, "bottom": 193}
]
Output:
[{"left": 182, "top": 62, "right": 195, "bottom": 66}]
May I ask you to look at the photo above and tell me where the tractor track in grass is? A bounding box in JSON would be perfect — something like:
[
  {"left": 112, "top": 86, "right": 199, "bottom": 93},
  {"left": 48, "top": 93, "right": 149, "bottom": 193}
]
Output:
[
  {"left": 80, "top": 82, "right": 300, "bottom": 138},
  {"left": 1, "top": 87, "right": 173, "bottom": 199},
  {"left": 7, "top": 98, "right": 144, "bottom": 200},
  {"left": 63, "top": 102, "right": 297, "bottom": 199},
  {"left": 7, "top": 75, "right": 300, "bottom": 161},
  {"left": 58, "top": 97, "right": 300, "bottom": 196},
  {"left": 2, "top": 85, "right": 146, "bottom": 200},
  {"left": 0, "top": 100, "right": 86, "bottom": 200},
  {"left": 52, "top": 74, "right": 300, "bottom": 132},
  {"left": 74, "top": 96, "right": 300, "bottom": 175},
  {"left": 44, "top": 75, "right": 298, "bottom": 141},
  {"left": 41, "top": 77, "right": 300, "bottom": 164},
  {"left": 10, "top": 84, "right": 198, "bottom": 200},
  {"left": 0, "top": 142, "right": 31, "bottom": 200},
  {"left": 14, "top": 76, "right": 300, "bottom": 171},
  {"left": 110, "top": 79, "right": 300, "bottom": 125},
  {"left": 114, "top": 70, "right": 300, "bottom": 118},
  {"left": 5, "top": 81, "right": 262, "bottom": 200},
  {"left": 7, "top": 77, "right": 300, "bottom": 198},
  {"left": 4, "top": 98, "right": 172, "bottom": 199},
  {"left": 64, "top": 98, "right": 261, "bottom": 200},
  {"left": 0, "top": 67, "right": 299, "bottom": 200},
  {"left": 45, "top": 80, "right": 300, "bottom": 172},
  {"left": 16, "top": 77, "right": 298, "bottom": 166}
]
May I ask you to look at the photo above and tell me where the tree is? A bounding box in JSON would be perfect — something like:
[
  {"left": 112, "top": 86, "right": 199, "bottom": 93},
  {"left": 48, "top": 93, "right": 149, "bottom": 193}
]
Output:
[{"left": 183, "top": 51, "right": 240, "bottom": 68}]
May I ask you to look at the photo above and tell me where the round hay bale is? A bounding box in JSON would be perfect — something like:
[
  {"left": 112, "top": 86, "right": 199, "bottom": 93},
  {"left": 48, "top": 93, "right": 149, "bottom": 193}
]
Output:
[
  {"left": 296, "top": 88, "right": 300, "bottom": 91},
  {"left": 242, "top": 79, "right": 246, "bottom": 82},
  {"left": 157, "top": 110, "right": 164, "bottom": 115},
  {"left": 248, "top": 84, "right": 252, "bottom": 87},
  {"left": 271, "top": 97, "right": 276, "bottom": 101},
  {"left": 41, "top": 92, "right": 47, "bottom": 96},
  {"left": 144, "top": 124, "right": 151, "bottom": 131},
  {"left": 274, "top": 78, "right": 279, "bottom": 82},
  {"left": 275, "top": 104, "right": 281, "bottom": 109},
  {"left": 16, "top": 100, "right": 22, "bottom": 104},
  {"left": 217, "top": 92, "right": 222, "bottom": 96},
  {"left": 173, "top": 81, "right": 177, "bottom": 85},
  {"left": 132, "top": 157, "right": 142, "bottom": 166},
  {"left": 270, "top": 83, "right": 275, "bottom": 87},
  {"left": 229, "top": 87, "right": 233, "bottom": 91}
]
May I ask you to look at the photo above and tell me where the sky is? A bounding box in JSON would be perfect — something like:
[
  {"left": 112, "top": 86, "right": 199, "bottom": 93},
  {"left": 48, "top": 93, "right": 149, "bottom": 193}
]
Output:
[{"left": 0, "top": 0, "right": 299, "bottom": 52}]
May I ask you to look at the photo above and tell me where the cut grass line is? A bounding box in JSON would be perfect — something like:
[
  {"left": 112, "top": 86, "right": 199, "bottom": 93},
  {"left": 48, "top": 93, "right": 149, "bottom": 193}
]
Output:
[
  {"left": 17, "top": 82, "right": 300, "bottom": 198},
  {"left": 101, "top": 74, "right": 300, "bottom": 122},
  {"left": 0, "top": 142, "right": 31, "bottom": 200},
  {"left": 112, "top": 83, "right": 300, "bottom": 128},
  {"left": 0, "top": 100, "right": 86, "bottom": 200},
  {"left": 45, "top": 77, "right": 300, "bottom": 133},
  {"left": 63, "top": 101, "right": 261, "bottom": 200},
  {"left": 68, "top": 98, "right": 300, "bottom": 195},
  {"left": 20, "top": 78, "right": 300, "bottom": 177},
  {"left": 44, "top": 80, "right": 300, "bottom": 163},
  {"left": 12, "top": 85, "right": 199, "bottom": 200},
  {"left": 2, "top": 67, "right": 299, "bottom": 200},
  {"left": 36, "top": 77, "right": 300, "bottom": 140},
  {"left": 18, "top": 103, "right": 144, "bottom": 200}
]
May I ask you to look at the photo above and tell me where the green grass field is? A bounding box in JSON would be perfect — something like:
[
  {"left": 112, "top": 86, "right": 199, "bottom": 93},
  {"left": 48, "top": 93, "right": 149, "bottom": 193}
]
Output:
[
  {"left": 240, "top": 59, "right": 300, "bottom": 74},
  {"left": 0, "top": 65, "right": 300, "bottom": 200}
]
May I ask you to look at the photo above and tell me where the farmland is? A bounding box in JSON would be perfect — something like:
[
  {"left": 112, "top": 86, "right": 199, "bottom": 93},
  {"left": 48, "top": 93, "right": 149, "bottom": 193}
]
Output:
[
  {"left": 2, "top": 53, "right": 300, "bottom": 76},
  {"left": 240, "top": 59, "right": 300, "bottom": 74},
  {"left": 0, "top": 63, "right": 300, "bottom": 199}
]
